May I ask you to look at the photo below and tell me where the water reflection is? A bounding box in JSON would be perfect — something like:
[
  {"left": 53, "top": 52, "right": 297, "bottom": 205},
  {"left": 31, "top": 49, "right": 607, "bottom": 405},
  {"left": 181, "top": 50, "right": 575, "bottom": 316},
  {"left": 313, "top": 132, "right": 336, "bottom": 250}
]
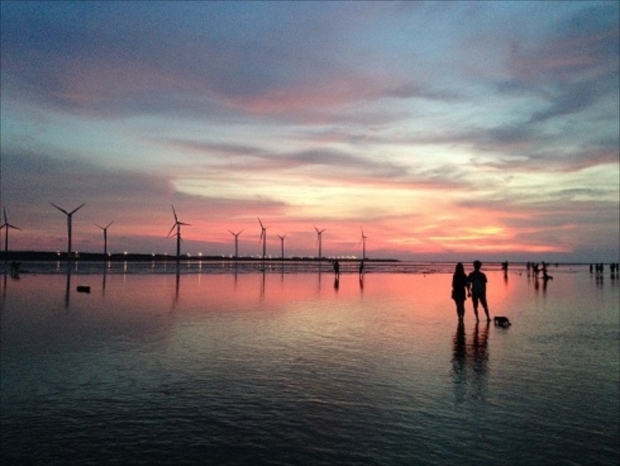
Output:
[
  {"left": 317, "top": 266, "right": 323, "bottom": 291},
  {"left": 172, "top": 267, "right": 181, "bottom": 309},
  {"left": 260, "top": 269, "right": 266, "bottom": 299},
  {"left": 64, "top": 265, "right": 72, "bottom": 309},
  {"left": 102, "top": 263, "right": 108, "bottom": 294},
  {"left": 451, "top": 321, "right": 489, "bottom": 403},
  {"left": 1, "top": 270, "right": 8, "bottom": 301},
  {"left": 3, "top": 262, "right": 614, "bottom": 314}
]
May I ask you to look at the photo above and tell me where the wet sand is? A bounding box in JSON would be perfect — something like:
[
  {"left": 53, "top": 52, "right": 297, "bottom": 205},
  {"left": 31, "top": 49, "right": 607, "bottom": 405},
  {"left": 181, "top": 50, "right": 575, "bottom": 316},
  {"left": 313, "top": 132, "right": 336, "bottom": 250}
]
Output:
[{"left": 1, "top": 265, "right": 618, "bottom": 465}]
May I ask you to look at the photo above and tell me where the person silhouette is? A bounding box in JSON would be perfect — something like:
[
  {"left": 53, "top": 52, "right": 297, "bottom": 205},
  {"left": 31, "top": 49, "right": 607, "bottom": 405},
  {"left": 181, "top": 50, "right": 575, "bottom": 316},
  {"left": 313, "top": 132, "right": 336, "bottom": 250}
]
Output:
[
  {"left": 467, "top": 260, "right": 491, "bottom": 322},
  {"left": 451, "top": 262, "right": 468, "bottom": 321},
  {"left": 333, "top": 260, "right": 340, "bottom": 278}
]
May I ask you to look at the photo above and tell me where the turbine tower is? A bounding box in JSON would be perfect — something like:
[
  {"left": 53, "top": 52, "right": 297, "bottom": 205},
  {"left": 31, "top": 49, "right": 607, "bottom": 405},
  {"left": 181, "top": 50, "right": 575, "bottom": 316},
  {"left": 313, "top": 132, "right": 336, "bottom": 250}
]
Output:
[
  {"left": 95, "top": 221, "right": 114, "bottom": 257},
  {"left": 228, "top": 229, "right": 243, "bottom": 259},
  {"left": 0, "top": 208, "right": 22, "bottom": 254},
  {"left": 258, "top": 218, "right": 268, "bottom": 260},
  {"left": 167, "top": 205, "right": 190, "bottom": 262},
  {"left": 314, "top": 226, "right": 326, "bottom": 258},
  {"left": 277, "top": 234, "right": 286, "bottom": 260},
  {"left": 51, "top": 203, "right": 85, "bottom": 260},
  {"left": 360, "top": 228, "right": 368, "bottom": 261}
]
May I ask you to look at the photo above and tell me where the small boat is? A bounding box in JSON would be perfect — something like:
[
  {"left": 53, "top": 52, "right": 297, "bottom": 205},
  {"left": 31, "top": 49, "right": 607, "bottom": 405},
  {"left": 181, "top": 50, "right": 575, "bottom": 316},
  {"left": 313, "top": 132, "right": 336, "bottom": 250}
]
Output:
[{"left": 76, "top": 286, "right": 91, "bottom": 293}]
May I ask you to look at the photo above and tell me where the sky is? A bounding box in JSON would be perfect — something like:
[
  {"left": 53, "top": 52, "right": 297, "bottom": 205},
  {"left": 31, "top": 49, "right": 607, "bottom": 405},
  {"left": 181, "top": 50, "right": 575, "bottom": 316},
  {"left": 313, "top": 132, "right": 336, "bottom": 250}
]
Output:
[{"left": 1, "top": 1, "right": 618, "bottom": 262}]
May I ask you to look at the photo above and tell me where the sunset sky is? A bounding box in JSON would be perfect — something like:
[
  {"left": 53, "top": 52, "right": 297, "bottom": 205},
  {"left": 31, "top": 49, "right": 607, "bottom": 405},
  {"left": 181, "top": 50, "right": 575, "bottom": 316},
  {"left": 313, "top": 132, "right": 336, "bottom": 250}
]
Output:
[{"left": 1, "top": 1, "right": 618, "bottom": 262}]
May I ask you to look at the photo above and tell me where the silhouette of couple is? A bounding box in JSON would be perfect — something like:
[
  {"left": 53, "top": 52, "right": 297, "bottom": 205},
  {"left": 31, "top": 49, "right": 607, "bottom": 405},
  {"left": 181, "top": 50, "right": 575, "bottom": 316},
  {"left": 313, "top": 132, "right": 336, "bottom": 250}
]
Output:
[{"left": 451, "top": 260, "right": 491, "bottom": 322}]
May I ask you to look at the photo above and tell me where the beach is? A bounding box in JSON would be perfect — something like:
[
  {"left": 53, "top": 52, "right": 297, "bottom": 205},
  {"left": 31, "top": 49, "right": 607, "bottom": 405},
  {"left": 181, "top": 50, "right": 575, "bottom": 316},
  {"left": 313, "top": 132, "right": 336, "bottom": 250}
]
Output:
[{"left": 1, "top": 262, "right": 618, "bottom": 465}]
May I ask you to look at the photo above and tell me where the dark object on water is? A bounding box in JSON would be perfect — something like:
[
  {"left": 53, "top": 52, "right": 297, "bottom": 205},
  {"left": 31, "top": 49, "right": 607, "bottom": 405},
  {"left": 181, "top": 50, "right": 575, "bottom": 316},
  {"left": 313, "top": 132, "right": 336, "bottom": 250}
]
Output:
[
  {"left": 76, "top": 286, "right": 91, "bottom": 293},
  {"left": 10, "top": 261, "right": 21, "bottom": 278},
  {"left": 494, "top": 316, "right": 511, "bottom": 327}
]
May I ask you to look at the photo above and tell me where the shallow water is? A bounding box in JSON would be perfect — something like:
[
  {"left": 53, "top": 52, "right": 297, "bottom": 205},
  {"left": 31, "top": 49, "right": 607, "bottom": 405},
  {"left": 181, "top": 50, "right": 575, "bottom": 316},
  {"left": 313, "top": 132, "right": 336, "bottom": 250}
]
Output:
[{"left": 1, "top": 264, "right": 618, "bottom": 465}]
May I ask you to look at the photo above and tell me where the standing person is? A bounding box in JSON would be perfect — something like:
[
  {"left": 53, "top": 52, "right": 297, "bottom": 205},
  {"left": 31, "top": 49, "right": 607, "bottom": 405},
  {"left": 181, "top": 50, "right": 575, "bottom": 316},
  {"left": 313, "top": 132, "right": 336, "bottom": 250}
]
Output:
[
  {"left": 451, "top": 263, "right": 468, "bottom": 321},
  {"left": 467, "top": 260, "right": 491, "bottom": 323},
  {"left": 333, "top": 260, "right": 340, "bottom": 278}
]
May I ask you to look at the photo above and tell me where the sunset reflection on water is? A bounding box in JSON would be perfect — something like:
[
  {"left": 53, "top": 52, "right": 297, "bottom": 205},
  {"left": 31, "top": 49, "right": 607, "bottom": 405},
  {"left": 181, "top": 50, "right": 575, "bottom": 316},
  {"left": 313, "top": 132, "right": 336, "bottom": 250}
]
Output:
[{"left": 1, "top": 265, "right": 618, "bottom": 466}]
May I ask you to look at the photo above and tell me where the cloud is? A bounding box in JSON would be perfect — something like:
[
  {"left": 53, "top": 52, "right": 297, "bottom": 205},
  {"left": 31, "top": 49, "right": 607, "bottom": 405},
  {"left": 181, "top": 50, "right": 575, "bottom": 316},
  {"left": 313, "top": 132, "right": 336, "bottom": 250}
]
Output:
[
  {"left": 158, "top": 136, "right": 477, "bottom": 192},
  {"left": 0, "top": 1, "right": 461, "bottom": 123},
  {"left": 506, "top": 4, "right": 619, "bottom": 83},
  {"left": 1, "top": 1, "right": 618, "bottom": 261},
  {"left": 1, "top": 148, "right": 173, "bottom": 205}
]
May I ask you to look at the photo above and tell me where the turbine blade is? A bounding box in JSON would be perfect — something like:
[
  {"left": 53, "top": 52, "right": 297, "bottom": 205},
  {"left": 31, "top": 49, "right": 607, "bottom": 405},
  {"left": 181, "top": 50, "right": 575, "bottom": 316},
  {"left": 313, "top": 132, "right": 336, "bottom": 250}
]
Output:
[
  {"left": 69, "top": 203, "right": 85, "bottom": 215},
  {"left": 171, "top": 205, "right": 178, "bottom": 222},
  {"left": 258, "top": 217, "right": 264, "bottom": 228},
  {"left": 51, "top": 203, "right": 69, "bottom": 215},
  {"left": 167, "top": 224, "right": 177, "bottom": 237},
  {"left": 105, "top": 221, "right": 114, "bottom": 229}
]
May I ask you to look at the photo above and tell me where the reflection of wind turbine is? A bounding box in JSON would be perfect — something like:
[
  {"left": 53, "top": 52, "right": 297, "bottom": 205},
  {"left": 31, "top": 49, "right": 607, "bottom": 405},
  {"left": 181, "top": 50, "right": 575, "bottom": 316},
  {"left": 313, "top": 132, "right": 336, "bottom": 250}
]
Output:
[
  {"left": 1, "top": 208, "right": 22, "bottom": 254},
  {"left": 258, "top": 218, "right": 269, "bottom": 259},
  {"left": 51, "top": 203, "right": 85, "bottom": 260},
  {"left": 167, "top": 205, "right": 190, "bottom": 261},
  {"left": 360, "top": 228, "right": 368, "bottom": 260},
  {"left": 95, "top": 221, "right": 114, "bottom": 257},
  {"left": 314, "top": 226, "right": 325, "bottom": 258},
  {"left": 228, "top": 229, "right": 243, "bottom": 259},
  {"left": 277, "top": 234, "right": 286, "bottom": 259}
]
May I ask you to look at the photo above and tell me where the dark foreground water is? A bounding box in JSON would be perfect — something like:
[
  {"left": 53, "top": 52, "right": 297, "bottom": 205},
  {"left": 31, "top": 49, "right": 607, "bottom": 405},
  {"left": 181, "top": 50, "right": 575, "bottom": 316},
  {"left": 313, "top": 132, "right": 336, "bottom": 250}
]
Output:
[{"left": 1, "top": 263, "right": 618, "bottom": 465}]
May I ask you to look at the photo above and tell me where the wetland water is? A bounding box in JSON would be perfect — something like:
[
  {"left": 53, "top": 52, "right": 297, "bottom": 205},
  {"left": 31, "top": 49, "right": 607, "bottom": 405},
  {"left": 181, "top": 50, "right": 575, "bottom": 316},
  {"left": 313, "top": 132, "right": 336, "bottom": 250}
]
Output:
[{"left": 1, "top": 262, "right": 618, "bottom": 465}]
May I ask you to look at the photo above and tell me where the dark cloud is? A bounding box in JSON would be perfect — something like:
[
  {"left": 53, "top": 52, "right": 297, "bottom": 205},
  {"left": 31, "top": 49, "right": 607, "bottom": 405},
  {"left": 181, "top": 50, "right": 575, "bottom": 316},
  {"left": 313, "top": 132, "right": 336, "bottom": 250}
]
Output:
[
  {"left": 529, "top": 77, "right": 614, "bottom": 123},
  {"left": 0, "top": 2, "right": 374, "bottom": 118},
  {"left": 155, "top": 136, "right": 410, "bottom": 179},
  {"left": 0, "top": 1, "right": 463, "bottom": 122},
  {"left": 0, "top": 148, "right": 178, "bottom": 236}
]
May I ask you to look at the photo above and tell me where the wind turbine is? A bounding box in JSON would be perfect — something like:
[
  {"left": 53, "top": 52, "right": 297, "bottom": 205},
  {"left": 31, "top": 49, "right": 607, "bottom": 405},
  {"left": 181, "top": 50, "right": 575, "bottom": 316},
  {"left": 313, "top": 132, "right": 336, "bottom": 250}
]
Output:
[
  {"left": 258, "top": 218, "right": 268, "bottom": 260},
  {"left": 95, "top": 221, "right": 114, "bottom": 257},
  {"left": 360, "top": 228, "right": 368, "bottom": 261},
  {"left": 51, "top": 203, "right": 85, "bottom": 259},
  {"left": 314, "top": 226, "right": 326, "bottom": 258},
  {"left": 228, "top": 229, "right": 243, "bottom": 259},
  {"left": 167, "top": 205, "right": 190, "bottom": 262},
  {"left": 277, "top": 234, "right": 286, "bottom": 260},
  {"left": 0, "top": 208, "right": 22, "bottom": 254}
]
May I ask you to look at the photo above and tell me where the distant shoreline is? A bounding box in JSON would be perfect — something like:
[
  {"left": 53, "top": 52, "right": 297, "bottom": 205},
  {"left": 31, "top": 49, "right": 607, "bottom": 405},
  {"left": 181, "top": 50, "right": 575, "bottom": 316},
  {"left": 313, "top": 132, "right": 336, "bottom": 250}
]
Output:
[
  {"left": 0, "top": 251, "right": 399, "bottom": 263},
  {"left": 0, "top": 251, "right": 610, "bottom": 267}
]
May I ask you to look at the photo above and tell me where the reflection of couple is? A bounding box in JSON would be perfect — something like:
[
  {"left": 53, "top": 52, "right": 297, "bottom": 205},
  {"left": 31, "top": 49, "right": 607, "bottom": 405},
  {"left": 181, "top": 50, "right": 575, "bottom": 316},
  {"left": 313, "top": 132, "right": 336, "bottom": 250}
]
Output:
[
  {"left": 451, "top": 261, "right": 491, "bottom": 322},
  {"left": 451, "top": 321, "right": 490, "bottom": 403}
]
